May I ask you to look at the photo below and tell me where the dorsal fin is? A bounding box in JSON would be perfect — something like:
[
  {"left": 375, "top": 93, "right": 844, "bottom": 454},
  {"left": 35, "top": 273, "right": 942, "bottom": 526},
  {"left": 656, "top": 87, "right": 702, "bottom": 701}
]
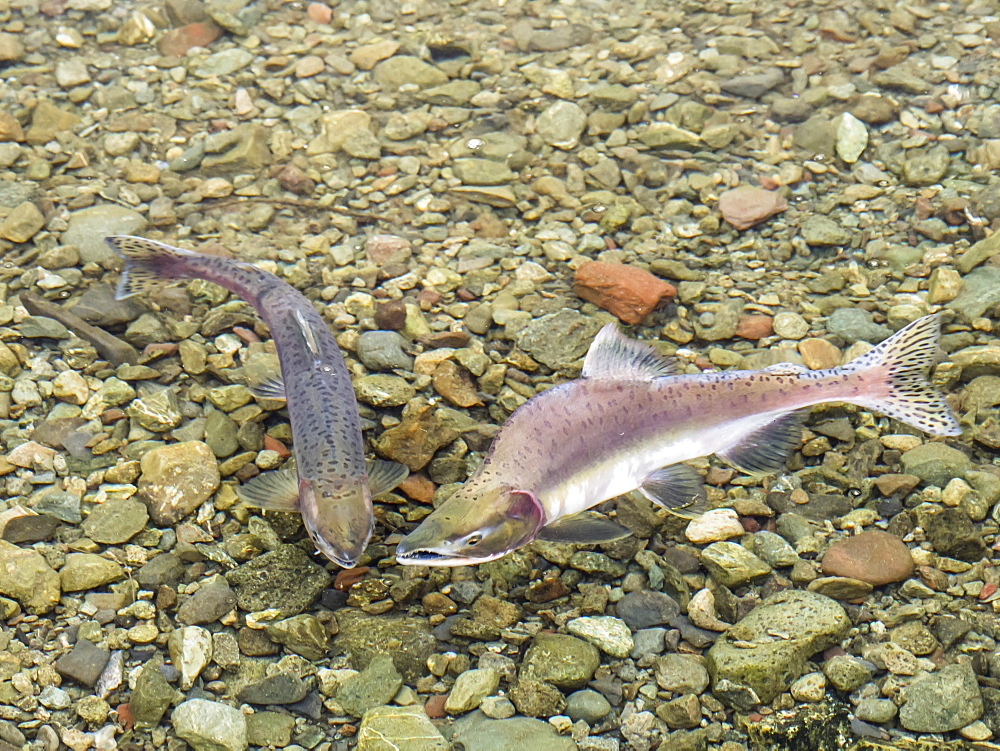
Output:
[
  {"left": 582, "top": 323, "right": 679, "bottom": 380},
  {"left": 293, "top": 308, "right": 321, "bottom": 357},
  {"left": 717, "top": 410, "right": 806, "bottom": 476}
]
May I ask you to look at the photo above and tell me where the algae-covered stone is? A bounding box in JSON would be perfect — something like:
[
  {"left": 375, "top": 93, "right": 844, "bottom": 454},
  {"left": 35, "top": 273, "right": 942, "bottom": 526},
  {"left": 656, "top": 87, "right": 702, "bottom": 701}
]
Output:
[
  {"left": 900, "top": 443, "right": 972, "bottom": 486},
  {"left": 0, "top": 539, "right": 61, "bottom": 614},
  {"left": 60, "top": 553, "right": 125, "bottom": 591},
  {"left": 566, "top": 616, "right": 633, "bottom": 658},
  {"left": 336, "top": 654, "right": 403, "bottom": 717},
  {"left": 130, "top": 656, "right": 178, "bottom": 729},
  {"left": 899, "top": 663, "right": 983, "bottom": 732},
  {"left": 700, "top": 542, "right": 772, "bottom": 588},
  {"left": 139, "top": 440, "right": 221, "bottom": 525},
  {"left": 334, "top": 610, "right": 436, "bottom": 681},
  {"left": 451, "top": 713, "right": 576, "bottom": 751},
  {"left": 520, "top": 632, "right": 599, "bottom": 690},
  {"left": 445, "top": 668, "right": 501, "bottom": 714},
  {"left": 225, "top": 545, "right": 331, "bottom": 617},
  {"left": 514, "top": 309, "right": 602, "bottom": 370},
  {"left": 171, "top": 698, "right": 247, "bottom": 751},
  {"left": 706, "top": 590, "right": 851, "bottom": 704},
  {"left": 356, "top": 706, "right": 448, "bottom": 751},
  {"left": 81, "top": 497, "right": 148, "bottom": 544},
  {"left": 265, "top": 614, "right": 329, "bottom": 660}
]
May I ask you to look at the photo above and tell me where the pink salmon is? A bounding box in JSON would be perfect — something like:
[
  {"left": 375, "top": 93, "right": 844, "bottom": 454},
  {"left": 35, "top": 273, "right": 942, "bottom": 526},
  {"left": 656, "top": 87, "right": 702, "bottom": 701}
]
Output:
[
  {"left": 396, "top": 314, "right": 961, "bottom": 565},
  {"left": 107, "top": 236, "right": 407, "bottom": 568}
]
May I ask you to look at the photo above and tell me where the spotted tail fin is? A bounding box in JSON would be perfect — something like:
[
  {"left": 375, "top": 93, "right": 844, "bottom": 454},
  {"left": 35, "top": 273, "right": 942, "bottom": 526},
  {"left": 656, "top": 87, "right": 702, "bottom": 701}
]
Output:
[
  {"left": 843, "top": 313, "right": 961, "bottom": 436},
  {"left": 105, "top": 235, "right": 197, "bottom": 299}
]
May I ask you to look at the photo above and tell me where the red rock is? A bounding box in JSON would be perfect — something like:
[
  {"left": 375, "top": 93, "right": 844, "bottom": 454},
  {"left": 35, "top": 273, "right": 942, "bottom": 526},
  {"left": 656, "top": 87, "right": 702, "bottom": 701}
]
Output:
[
  {"left": 573, "top": 261, "right": 675, "bottom": 325},
  {"left": 424, "top": 694, "right": 448, "bottom": 719},
  {"left": 157, "top": 21, "right": 223, "bottom": 57},
  {"left": 397, "top": 473, "right": 435, "bottom": 502},
  {"left": 307, "top": 2, "right": 332, "bottom": 23},
  {"left": 262, "top": 434, "right": 291, "bottom": 458},
  {"left": 736, "top": 314, "right": 773, "bottom": 340},
  {"left": 874, "top": 473, "right": 920, "bottom": 496},
  {"left": 718, "top": 186, "right": 788, "bottom": 230},
  {"left": 366, "top": 234, "right": 411, "bottom": 265},
  {"left": 821, "top": 529, "right": 914, "bottom": 586}
]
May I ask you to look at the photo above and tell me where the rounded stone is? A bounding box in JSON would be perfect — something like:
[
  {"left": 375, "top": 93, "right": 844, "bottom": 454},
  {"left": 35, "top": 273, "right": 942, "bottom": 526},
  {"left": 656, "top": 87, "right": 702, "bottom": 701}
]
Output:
[
  {"left": 81, "top": 497, "right": 149, "bottom": 545},
  {"left": 520, "top": 633, "right": 600, "bottom": 690},
  {"left": 565, "top": 689, "right": 612, "bottom": 724},
  {"left": 821, "top": 529, "right": 914, "bottom": 586}
]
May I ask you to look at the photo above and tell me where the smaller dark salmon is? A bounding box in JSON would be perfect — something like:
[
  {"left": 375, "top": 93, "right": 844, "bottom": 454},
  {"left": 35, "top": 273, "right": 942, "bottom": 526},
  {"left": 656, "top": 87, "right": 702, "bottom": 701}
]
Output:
[{"left": 107, "top": 236, "right": 406, "bottom": 568}]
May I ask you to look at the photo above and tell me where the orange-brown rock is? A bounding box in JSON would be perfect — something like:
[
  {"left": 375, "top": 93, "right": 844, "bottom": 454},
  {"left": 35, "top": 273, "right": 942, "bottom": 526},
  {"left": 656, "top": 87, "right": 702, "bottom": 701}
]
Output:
[
  {"left": 718, "top": 186, "right": 788, "bottom": 230},
  {"left": 573, "top": 261, "right": 675, "bottom": 325},
  {"left": 821, "top": 529, "right": 914, "bottom": 586},
  {"left": 736, "top": 314, "right": 773, "bottom": 340},
  {"left": 157, "top": 21, "right": 222, "bottom": 57}
]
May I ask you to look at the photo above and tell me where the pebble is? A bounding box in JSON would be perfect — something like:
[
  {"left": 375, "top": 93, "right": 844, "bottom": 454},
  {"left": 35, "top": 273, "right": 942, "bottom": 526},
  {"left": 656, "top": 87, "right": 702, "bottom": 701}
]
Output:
[
  {"left": 236, "top": 673, "right": 309, "bottom": 705},
  {"left": 899, "top": 663, "right": 984, "bottom": 732},
  {"left": 536, "top": 100, "right": 587, "bottom": 149},
  {"left": 699, "top": 542, "right": 772, "bottom": 587},
  {"left": 55, "top": 638, "right": 110, "bottom": 687},
  {"left": 684, "top": 508, "right": 745, "bottom": 544},
  {"left": 520, "top": 633, "right": 600, "bottom": 689},
  {"left": 138, "top": 441, "right": 221, "bottom": 525},
  {"left": 59, "top": 553, "right": 124, "bottom": 592},
  {"left": 265, "top": 614, "right": 329, "bottom": 660},
  {"left": 445, "top": 668, "right": 500, "bottom": 714},
  {"left": 168, "top": 626, "right": 213, "bottom": 690},
  {"left": 0, "top": 540, "right": 61, "bottom": 613},
  {"left": 81, "top": 497, "right": 148, "bottom": 544},
  {"left": 171, "top": 699, "right": 247, "bottom": 751},
  {"left": 565, "top": 689, "right": 613, "bottom": 724},
  {"left": 334, "top": 611, "right": 436, "bottom": 682},
  {"left": 821, "top": 529, "right": 914, "bottom": 585},
  {"left": 706, "top": 590, "right": 850, "bottom": 703},
  {"left": 615, "top": 590, "right": 680, "bottom": 630},
  {"left": 356, "top": 330, "right": 413, "bottom": 371},
  {"left": 225, "top": 545, "right": 331, "bottom": 617},
  {"left": 835, "top": 112, "right": 868, "bottom": 163},
  {"left": 356, "top": 706, "right": 448, "bottom": 751},
  {"left": 772, "top": 312, "right": 810, "bottom": 340},
  {"left": 654, "top": 654, "right": 710, "bottom": 694},
  {"left": 176, "top": 576, "right": 237, "bottom": 625},
  {"left": 451, "top": 714, "right": 576, "bottom": 751},
  {"left": 566, "top": 616, "right": 634, "bottom": 658},
  {"left": 900, "top": 442, "right": 973, "bottom": 486},
  {"left": 801, "top": 216, "right": 851, "bottom": 247},
  {"left": 826, "top": 308, "right": 890, "bottom": 344}
]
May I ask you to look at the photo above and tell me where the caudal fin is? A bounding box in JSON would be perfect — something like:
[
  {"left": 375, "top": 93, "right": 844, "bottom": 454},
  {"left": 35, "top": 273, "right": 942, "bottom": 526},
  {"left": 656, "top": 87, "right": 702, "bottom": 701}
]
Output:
[
  {"left": 844, "top": 313, "right": 962, "bottom": 436},
  {"left": 105, "top": 235, "right": 197, "bottom": 300}
]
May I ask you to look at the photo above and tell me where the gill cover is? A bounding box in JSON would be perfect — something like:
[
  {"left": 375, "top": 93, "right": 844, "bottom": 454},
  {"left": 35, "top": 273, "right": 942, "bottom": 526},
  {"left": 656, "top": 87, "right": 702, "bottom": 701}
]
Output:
[{"left": 396, "top": 488, "right": 545, "bottom": 565}]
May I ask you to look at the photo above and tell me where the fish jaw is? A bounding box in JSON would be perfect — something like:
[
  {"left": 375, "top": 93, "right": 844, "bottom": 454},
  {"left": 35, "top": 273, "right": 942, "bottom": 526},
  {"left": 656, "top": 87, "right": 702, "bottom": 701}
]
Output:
[
  {"left": 396, "top": 485, "right": 544, "bottom": 566},
  {"left": 297, "top": 477, "right": 374, "bottom": 568}
]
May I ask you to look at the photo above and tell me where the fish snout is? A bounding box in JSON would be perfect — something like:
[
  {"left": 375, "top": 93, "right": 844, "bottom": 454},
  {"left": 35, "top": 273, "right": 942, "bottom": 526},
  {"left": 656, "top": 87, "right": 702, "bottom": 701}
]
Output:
[{"left": 299, "top": 480, "right": 374, "bottom": 568}]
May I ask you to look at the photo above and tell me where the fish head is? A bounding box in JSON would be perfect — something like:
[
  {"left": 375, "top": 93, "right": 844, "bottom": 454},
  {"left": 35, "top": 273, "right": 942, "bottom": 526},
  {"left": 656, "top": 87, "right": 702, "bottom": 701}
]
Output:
[
  {"left": 396, "top": 485, "right": 544, "bottom": 565},
  {"left": 298, "top": 477, "right": 374, "bottom": 569}
]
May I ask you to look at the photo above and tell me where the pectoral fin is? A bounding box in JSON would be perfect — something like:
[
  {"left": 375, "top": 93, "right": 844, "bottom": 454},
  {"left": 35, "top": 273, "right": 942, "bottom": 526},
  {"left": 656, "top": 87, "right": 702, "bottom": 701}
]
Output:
[
  {"left": 716, "top": 410, "right": 805, "bottom": 476},
  {"left": 247, "top": 373, "right": 287, "bottom": 401},
  {"left": 367, "top": 459, "right": 409, "bottom": 497},
  {"left": 538, "top": 513, "right": 633, "bottom": 543},
  {"left": 238, "top": 467, "right": 300, "bottom": 511},
  {"left": 640, "top": 463, "right": 705, "bottom": 513}
]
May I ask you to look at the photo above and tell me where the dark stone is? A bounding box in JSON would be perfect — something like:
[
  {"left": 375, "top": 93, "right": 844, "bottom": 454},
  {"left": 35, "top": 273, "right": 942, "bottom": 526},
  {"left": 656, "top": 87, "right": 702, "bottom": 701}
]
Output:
[
  {"left": 237, "top": 627, "right": 280, "bottom": 656},
  {"left": 135, "top": 553, "right": 185, "bottom": 587},
  {"left": 55, "top": 638, "right": 110, "bottom": 687},
  {"left": 225, "top": 545, "right": 331, "bottom": 617},
  {"left": 176, "top": 577, "right": 237, "bottom": 624},
  {"left": 615, "top": 590, "right": 680, "bottom": 631},
  {"left": 236, "top": 674, "right": 309, "bottom": 705}
]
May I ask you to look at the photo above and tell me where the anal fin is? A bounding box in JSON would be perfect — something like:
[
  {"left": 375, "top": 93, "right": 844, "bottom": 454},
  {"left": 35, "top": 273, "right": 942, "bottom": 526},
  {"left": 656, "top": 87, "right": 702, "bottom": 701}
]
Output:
[
  {"left": 537, "top": 512, "right": 633, "bottom": 544},
  {"left": 368, "top": 459, "right": 409, "bottom": 497},
  {"left": 238, "top": 467, "right": 300, "bottom": 511},
  {"left": 640, "top": 463, "right": 706, "bottom": 514},
  {"left": 716, "top": 410, "right": 805, "bottom": 476}
]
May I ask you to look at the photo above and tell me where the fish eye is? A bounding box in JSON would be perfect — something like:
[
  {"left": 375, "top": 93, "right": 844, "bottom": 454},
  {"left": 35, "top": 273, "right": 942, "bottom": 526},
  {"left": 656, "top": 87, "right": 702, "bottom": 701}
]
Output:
[{"left": 465, "top": 534, "right": 482, "bottom": 546}]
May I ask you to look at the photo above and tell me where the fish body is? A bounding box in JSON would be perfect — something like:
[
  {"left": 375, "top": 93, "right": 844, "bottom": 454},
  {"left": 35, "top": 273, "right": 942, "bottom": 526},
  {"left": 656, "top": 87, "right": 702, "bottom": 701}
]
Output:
[
  {"left": 396, "top": 314, "right": 961, "bottom": 565},
  {"left": 106, "top": 236, "right": 405, "bottom": 568}
]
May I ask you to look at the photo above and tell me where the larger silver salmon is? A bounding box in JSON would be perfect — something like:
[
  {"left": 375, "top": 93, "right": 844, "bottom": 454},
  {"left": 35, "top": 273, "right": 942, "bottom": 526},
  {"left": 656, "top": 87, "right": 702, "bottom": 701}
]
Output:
[
  {"left": 397, "top": 314, "right": 961, "bottom": 565},
  {"left": 107, "top": 236, "right": 406, "bottom": 568}
]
